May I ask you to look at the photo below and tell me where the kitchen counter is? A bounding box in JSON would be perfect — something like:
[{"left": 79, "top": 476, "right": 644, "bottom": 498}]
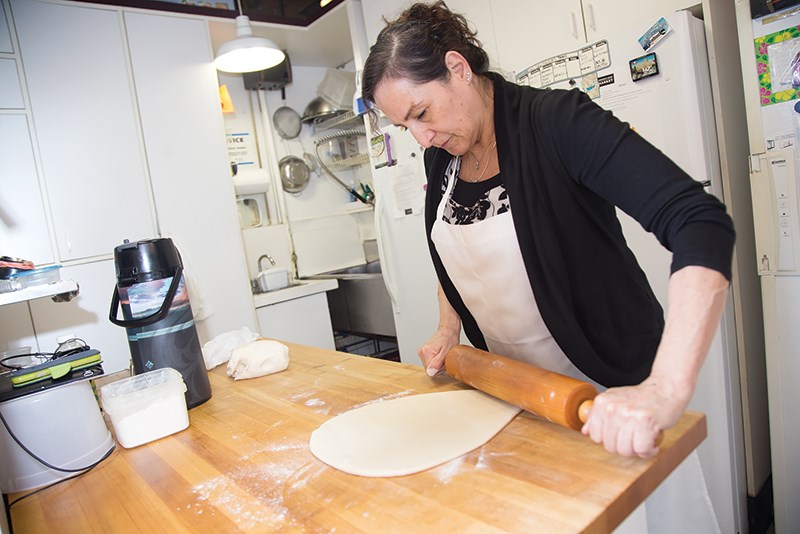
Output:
[
  {"left": 7, "top": 342, "right": 706, "bottom": 533},
  {"left": 252, "top": 278, "right": 337, "bottom": 307}
]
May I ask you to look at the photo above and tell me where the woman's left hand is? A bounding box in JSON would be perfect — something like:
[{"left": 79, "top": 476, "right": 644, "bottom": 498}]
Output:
[
  {"left": 580, "top": 376, "right": 689, "bottom": 458},
  {"left": 582, "top": 266, "right": 730, "bottom": 458}
]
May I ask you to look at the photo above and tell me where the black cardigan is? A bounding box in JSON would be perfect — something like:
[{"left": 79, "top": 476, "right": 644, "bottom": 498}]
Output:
[{"left": 423, "top": 73, "right": 735, "bottom": 387}]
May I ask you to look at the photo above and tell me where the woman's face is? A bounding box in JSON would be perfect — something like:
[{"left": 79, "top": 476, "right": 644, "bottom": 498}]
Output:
[{"left": 373, "top": 75, "right": 480, "bottom": 156}]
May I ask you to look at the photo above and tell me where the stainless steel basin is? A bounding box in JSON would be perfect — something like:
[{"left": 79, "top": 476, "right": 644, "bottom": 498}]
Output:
[
  {"left": 304, "top": 260, "right": 382, "bottom": 280},
  {"left": 303, "top": 261, "right": 396, "bottom": 337}
]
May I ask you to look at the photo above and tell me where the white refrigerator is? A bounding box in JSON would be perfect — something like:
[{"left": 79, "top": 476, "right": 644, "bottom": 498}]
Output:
[
  {"left": 516, "top": 10, "right": 763, "bottom": 533},
  {"left": 738, "top": 4, "right": 800, "bottom": 532},
  {"left": 370, "top": 125, "right": 442, "bottom": 366}
]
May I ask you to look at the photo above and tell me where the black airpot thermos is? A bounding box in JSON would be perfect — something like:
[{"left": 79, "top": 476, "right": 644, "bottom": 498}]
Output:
[{"left": 109, "top": 238, "right": 211, "bottom": 408}]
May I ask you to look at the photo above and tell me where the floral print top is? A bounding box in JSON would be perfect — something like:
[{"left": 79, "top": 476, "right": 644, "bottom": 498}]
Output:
[{"left": 441, "top": 156, "right": 510, "bottom": 225}]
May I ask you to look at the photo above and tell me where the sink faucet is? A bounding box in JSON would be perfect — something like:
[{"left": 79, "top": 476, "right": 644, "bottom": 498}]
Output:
[{"left": 258, "top": 254, "right": 276, "bottom": 271}]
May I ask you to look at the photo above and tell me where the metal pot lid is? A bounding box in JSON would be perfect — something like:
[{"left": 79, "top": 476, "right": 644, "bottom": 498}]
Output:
[{"left": 278, "top": 155, "right": 310, "bottom": 193}]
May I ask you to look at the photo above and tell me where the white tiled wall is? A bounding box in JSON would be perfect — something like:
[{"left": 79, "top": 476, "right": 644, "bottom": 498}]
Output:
[{"left": 291, "top": 214, "right": 366, "bottom": 277}]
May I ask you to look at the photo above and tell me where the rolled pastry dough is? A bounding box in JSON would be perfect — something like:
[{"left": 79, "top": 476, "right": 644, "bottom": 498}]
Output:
[{"left": 309, "top": 390, "right": 521, "bottom": 477}]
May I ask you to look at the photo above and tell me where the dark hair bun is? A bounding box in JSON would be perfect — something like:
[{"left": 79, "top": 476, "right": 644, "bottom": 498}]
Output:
[{"left": 361, "top": 1, "right": 489, "bottom": 107}]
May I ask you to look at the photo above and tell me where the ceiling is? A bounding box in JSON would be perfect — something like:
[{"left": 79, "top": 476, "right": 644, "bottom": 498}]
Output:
[
  {"left": 208, "top": 2, "right": 354, "bottom": 68},
  {"left": 81, "top": 0, "right": 346, "bottom": 26},
  {"left": 81, "top": 0, "right": 355, "bottom": 68},
  {"left": 239, "top": 0, "right": 346, "bottom": 26}
]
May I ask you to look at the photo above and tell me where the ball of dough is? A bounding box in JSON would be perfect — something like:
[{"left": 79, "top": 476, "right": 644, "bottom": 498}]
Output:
[{"left": 226, "top": 339, "right": 289, "bottom": 380}]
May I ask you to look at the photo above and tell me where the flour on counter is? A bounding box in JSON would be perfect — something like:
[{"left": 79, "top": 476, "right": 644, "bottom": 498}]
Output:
[
  {"left": 288, "top": 390, "right": 316, "bottom": 403},
  {"left": 432, "top": 456, "right": 466, "bottom": 484},
  {"left": 475, "top": 449, "right": 515, "bottom": 470},
  {"left": 304, "top": 397, "right": 330, "bottom": 415},
  {"left": 185, "top": 439, "right": 321, "bottom": 530}
]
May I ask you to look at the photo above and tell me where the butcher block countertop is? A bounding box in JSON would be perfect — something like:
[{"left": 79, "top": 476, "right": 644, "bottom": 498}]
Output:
[{"left": 8, "top": 342, "right": 706, "bottom": 533}]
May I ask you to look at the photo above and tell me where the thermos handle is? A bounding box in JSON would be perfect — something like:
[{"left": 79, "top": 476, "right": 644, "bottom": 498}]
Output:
[{"left": 109, "top": 266, "right": 184, "bottom": 328}]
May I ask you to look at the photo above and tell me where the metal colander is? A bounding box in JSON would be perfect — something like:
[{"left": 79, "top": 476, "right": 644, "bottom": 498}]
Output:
[{"left": 273, "top": 105, "right": 302, "bottom": 140}]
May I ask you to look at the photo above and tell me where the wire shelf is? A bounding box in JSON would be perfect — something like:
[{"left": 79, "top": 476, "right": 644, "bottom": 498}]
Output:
[
  {"left": 313, "top": 110, "right": 365, "bottom": 132},
  {"left": 327, "top": 152, "right": 370, "bottom": 170}
]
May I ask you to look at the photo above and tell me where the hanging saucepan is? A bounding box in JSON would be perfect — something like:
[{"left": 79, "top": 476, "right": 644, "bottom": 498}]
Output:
[
  {"left": 278, "top": 155, "right": 311, "bottom": 194},
  {"left": 272, "top": 88, "right": 302, "bottom": 140}
]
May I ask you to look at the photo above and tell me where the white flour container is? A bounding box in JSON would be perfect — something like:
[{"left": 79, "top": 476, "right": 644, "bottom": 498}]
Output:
[{"left": 101, "top": 367, "right": 189, "bottom": 448}]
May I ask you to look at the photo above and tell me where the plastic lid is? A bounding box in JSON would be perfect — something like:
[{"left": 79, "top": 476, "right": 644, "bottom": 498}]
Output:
[
  {"left": 100, "top": 367, "right": 187, "bottom": 416},
  {"left": 113, "top": 238, "right": 182, "bottom": 285}
]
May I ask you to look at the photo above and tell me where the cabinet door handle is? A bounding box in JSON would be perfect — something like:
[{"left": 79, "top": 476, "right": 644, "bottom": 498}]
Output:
[
  {"left": 570, "top": 11, "right": 579, "bottom": 39},
  {"left": 586, "top": 3, "right": 597, "bottom": 32}
]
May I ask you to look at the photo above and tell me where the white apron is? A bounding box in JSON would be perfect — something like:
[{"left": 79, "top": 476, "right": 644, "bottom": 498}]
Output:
[
  {"left": 430, "top": 158, "right": 720, "bottom": 534},
  {"left": 430, "top": 158, "right": 594, "bottom": 385}
]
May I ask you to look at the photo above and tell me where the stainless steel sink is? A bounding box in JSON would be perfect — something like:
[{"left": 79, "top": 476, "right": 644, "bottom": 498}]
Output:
[
  {"left": 251, "top": 281, "right": 306, "bottom": 295},
  {"left": 303, "top": 261, "right": 396, "bottom": 337},
  {"left": 303, "top": 260, "right": 382, "bottom": 280}
]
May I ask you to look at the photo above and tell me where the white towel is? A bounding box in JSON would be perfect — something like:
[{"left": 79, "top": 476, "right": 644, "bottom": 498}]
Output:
[
  {"left": 166, "top": 234, "right": 213, "bottom": 322},
  {"left": 201, "top": 327, "right": 259, "bottom": 370}
]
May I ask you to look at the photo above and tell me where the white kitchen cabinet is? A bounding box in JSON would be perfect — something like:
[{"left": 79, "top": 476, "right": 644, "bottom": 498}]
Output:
[
  {"left": 582, "top": 0, "right": 699, "bottom": 42},
  {"left": 359, "top": 0, "right": 702, "bottom": 78},
  {"left": 428, "top": 0, "right": 500, "bottom": 69},
  {"left": 11, "top": 0, "right": 155, "bottom": 261},
  {"left": 0, "top": 58, "right": 23, "bottom": 108},
  {"left": 360, "top": 0, "right": 410, "bottom": 45},
  {"left": 489, "top": 0, "right": 586, "bottom": 74},
  {"left": 0, "top": 114, "right": 53, "bottom": 264},
  {"left": 462, "top": 0, "right": 702, "bottom": 74},
  {"left": 0, "top": 2, "right": 12, "bottom": 53},
  {"left": 123, "top": 11, "right": 257, "bottom": 342},
  {"left": 359, "top": 0, "right": 503, "bottom": 72},
  {"left": 256, "top": 293, "right": 336, "bottom": 350}
]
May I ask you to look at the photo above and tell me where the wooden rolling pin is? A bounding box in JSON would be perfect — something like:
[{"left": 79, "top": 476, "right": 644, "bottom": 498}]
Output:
[{"left": 445, "top": 345, "right": 663, "bottom": 445}]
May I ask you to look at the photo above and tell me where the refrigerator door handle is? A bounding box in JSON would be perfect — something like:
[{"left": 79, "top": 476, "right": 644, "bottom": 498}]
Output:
[{"left": 374, "top": 192, "right": 400, "bottom": 313}]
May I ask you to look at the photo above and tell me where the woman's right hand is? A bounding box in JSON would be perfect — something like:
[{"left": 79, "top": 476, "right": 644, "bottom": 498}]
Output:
[
  {"left": 420, "top": 283, "right": 462, "bottom": 377},
  {"left": 417, "top": 326, "right": 460, "bottom": 377}
]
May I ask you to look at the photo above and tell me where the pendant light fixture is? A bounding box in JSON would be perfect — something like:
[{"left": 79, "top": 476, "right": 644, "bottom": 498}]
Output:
[{"left": 214, "top": 1, "right": 285, "bottom": 74}]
